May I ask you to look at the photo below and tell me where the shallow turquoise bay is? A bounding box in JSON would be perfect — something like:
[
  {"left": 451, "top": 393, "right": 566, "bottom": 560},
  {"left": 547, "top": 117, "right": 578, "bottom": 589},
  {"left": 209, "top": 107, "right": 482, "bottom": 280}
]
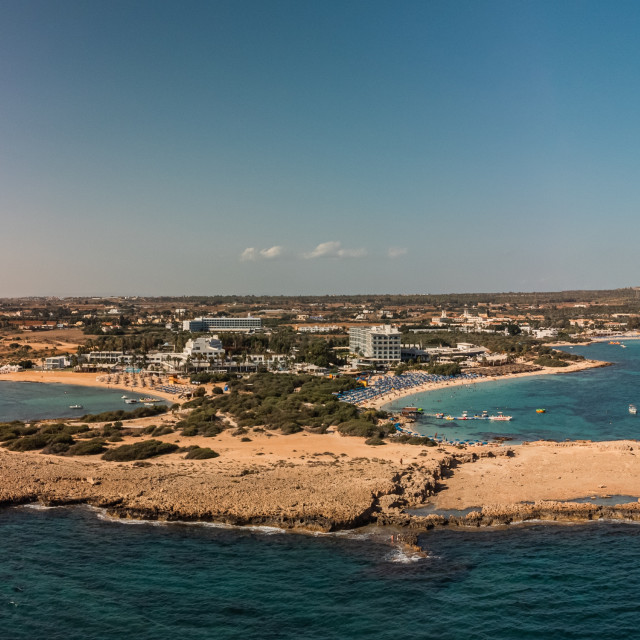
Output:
[
  {"left": 386, "top": 341, "right": 640, "bottom": 443},
  {"left": 0, "top": 381, "right": 165, "bottom": 422}
]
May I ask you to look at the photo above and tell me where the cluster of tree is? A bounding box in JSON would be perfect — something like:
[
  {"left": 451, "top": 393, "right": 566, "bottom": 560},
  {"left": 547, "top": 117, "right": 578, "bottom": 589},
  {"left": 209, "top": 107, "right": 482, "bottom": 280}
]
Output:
[
  {"left": 80, "top": 405, "right": 167, "bottom": 423},
  {"left": 207, "top": 373, "right": 363, "bottom": 434}
]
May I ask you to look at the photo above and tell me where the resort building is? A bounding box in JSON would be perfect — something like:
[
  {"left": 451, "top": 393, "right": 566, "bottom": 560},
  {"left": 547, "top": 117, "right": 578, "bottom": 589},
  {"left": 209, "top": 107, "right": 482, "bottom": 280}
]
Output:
[
  {"left": 44, "top": 356, "right": 71, "bottom": 370},
  {"left": 349, "top": 325, "right": 401, "bottom": 363},
  {"left": 182, "top": 316, "right": 262, "bottom": 332},
  {"left": 182, "top": 336, "right": 225, "bottom": 359}
]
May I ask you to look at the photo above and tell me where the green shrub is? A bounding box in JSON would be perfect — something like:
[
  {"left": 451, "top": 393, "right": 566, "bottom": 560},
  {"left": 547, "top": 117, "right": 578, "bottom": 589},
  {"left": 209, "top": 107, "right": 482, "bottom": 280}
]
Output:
[
  {"left": 68, "top": 438, "right": 107, "bottom": 456},
  {"left": 0, "top": 422, "right": 28, "bottom": 442},
  {"left": 280, "top": 424, "right": 302, "bottom": 434},
  {"left": 41, "top": 441, "right": 72, "bottom": 455},
  {"left": 364, "top": 437, "right": 386, "bottom": 446},
  {"left": 102, "top": 439, "right": 178, "bottom": 462},
  {"left": 184, "top": 446, "right": 219, "bottom": 460},
  {"left": 6, "top": 434, "right": 50, "bottom": 451},
  {"left": 534, "top": 356, "right": 569, "bottom": 368},
  {"left": 396, "top": 435, "right": 437, "bottom": 446},
  {"left": 81, "top": 405, "right": 167, "bottom": 423},
  {"left": 337, "top": 420, "right": 382, "bottom": 438}
]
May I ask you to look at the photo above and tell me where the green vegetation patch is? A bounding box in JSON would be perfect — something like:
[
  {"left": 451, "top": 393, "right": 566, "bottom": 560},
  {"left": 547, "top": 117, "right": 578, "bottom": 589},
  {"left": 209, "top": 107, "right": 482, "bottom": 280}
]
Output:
[
  {"left": 184, "top": 446, "right": 220, "bottom": 460},
  {"left": 67, "top": 438, "right": 107, "bottom": 456},
  {"left": 102, "top": 439, "right": 178, "bottom": 461},
  {"left": 81, "top": 405, "right": 167, "bottom": 423}
]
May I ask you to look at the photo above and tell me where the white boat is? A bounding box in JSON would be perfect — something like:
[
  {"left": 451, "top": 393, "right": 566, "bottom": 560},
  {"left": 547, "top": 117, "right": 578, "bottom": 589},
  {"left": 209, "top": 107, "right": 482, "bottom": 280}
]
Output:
[
  {"left": 69, "top": 404, "right": 83, "bottom": 410},
  {"left": 630, "top": 404, "right": 637, "bottom": 414},
  {"left": 489, "top": 412, "right": 513, "bottom": 421},
  {"left": 121, "top": 395, "right": 128, "bottom": 399},
  {"left": 124, "top": 398, "right": 138, "bottom": 404}
]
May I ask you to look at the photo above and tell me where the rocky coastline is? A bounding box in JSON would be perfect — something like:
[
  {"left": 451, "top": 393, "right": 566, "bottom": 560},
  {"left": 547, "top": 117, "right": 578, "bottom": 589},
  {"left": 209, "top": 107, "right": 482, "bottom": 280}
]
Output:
[{"left": 5, "top": 440, "right": 639, "bottom": 534}]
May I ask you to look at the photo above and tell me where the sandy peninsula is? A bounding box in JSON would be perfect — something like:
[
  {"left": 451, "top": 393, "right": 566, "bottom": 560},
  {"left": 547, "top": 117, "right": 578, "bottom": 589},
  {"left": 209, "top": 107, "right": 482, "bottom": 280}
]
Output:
[{"left": 3, "top": 361, "right": 640, "bottom": 533}]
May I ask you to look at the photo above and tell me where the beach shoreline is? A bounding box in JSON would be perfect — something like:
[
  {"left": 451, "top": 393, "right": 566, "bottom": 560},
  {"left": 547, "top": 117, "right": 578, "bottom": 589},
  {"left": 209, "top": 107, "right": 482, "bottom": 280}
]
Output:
[
  {"left": 366, "top": 358, "right": 610, "bottom": 411},
  {"left": 0, "top": 370, "right": 185, "bottom": 404}
]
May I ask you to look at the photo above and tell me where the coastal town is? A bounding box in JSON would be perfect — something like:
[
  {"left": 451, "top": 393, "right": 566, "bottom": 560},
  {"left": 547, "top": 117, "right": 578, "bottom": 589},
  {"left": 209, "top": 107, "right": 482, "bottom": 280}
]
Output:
[
  {"left": 0, "top": 288, "right": 639, "bottom": 539},
  {"left": 2, "top": 289, "right": 639, "bottom": 379}
]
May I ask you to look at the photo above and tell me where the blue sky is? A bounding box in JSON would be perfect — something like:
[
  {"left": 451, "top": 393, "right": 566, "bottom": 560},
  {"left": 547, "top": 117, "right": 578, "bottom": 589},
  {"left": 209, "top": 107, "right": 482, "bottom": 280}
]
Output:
[{"left": 2, "top": 0, "right": 640, "bottom": 296}]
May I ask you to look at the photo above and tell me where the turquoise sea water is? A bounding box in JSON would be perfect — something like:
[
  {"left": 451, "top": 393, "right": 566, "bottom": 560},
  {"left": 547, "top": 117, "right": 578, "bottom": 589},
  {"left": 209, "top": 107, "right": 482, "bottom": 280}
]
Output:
[
  {"left": 2, "top": 507, "right": 640, "bottom": 640},
  {"left": 0, "top": 381, "right": 165, "bottom": 422},
  {"left": 386, "top": 341, "right": 640, "bottom": 443}
]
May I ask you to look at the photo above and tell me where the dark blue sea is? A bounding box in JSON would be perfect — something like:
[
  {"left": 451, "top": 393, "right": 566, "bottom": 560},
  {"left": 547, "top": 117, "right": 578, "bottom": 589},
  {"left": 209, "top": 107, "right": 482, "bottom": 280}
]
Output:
[
  {"left": 3, "top": 341, "right": 640, "bottom": 638},
  {"left": 2, "top": 507, "right": 640, "bottom": 639}
]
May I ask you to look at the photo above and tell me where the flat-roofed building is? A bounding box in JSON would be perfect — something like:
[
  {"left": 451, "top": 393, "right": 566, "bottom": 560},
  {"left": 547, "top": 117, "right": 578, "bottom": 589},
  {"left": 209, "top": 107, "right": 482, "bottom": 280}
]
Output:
[
  {"left": 349, "top": 325, "right": 401, "bottom": 363},
  {"left": 183, "top": 316, "right": 262, "bottom": 332}
]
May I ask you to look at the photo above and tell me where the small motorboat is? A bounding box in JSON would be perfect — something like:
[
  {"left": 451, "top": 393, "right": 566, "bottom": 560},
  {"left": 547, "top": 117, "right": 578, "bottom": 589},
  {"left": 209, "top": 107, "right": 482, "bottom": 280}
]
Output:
[
  {"left": 69, "top": 404, "right": 83, "bottom": 410},
  {"left": 124, "top": 398, "right": 138, "bottom": 404},
  {"left": 489, "top": 412, "right": 513, "bottom": 421},
  {"left": 121, "top": 395, "right": 128, "bottom": 399},
  {"left": 630, "top": 404, "right": 637, "bottom": 415},
  {"left": 536, "top": 408, "right": 546, "bottom": 414}
]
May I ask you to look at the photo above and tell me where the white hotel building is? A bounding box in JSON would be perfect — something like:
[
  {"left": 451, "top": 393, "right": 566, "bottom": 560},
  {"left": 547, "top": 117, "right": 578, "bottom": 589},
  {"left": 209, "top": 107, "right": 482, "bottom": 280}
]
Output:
[
  {"left": 349, "top": 325, "right": 402, "bottom": 364},
  {"left": 183, "top": 316, "right": 262, "bottom": 332}
]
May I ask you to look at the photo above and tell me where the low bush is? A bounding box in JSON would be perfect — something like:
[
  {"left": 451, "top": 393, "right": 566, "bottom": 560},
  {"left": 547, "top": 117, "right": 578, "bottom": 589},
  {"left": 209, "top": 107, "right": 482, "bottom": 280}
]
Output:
[
  {"left": 102, "top": 439, "right": 178, "bottom": 461},
  {"left": 534, "top": 356, "right": 569, "bottom": 368},
  {"left": 337, "top": 420, "right": 382, "bottom": 438},
  {"left": 81, "top": 405, "right": 167, "bottom": 423},
  {"left": 68, "top": 438, "right": 107, "bottom": 456},
  {"left": 364, "top": 437, "right": 386, "bottom": 446},
  {"left": 184, "top": 446, "right": 219, "bottom": 460},
  {"left": 142, "top": 425, "right": 174, "bottom": 437},
  {"left": 396, "top": 435, "right": 437, "bottom": 446},
  {"left": 41, "top": 441, "right": 72, "bottom": 455},
  {"left": 6, "top": 434, "right": 51, "bottom": 451}
]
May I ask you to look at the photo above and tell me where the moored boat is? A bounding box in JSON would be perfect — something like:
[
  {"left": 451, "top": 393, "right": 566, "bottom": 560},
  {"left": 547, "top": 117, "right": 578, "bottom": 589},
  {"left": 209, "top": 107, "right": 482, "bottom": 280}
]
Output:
[
  {"left": 630, "top": 404, "right": 637, "bottom": 415},
  {"left": 489, "top": 412, "right": 513, "bottom": 421},
  {"left": 69, "top": 404, "right": 83, "bottom": 410}
]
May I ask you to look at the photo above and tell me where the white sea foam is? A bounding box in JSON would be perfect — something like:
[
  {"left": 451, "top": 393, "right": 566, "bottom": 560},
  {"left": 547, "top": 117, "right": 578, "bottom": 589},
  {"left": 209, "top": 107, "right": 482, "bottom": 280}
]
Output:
[
  {"left": 386, "top": 548, "right": 429, "bottom": 563},
  {"left": 18, "top": 503, "right": 63, "bottom": 511}
]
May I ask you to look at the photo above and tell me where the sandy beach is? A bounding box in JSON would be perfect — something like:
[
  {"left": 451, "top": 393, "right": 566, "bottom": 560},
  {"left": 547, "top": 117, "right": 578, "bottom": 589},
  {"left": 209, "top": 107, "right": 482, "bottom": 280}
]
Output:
[{"left": 0, "top": 370, "right": 186, "bottom": 403}]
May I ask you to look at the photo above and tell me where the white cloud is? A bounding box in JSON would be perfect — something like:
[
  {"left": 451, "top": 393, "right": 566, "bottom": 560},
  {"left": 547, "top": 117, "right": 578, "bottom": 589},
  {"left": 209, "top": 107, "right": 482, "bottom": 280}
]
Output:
[
  {"left": 240, "top": 246, "right": 284, "bottom": 261},
  {"left": 304, "top": 241, "right": 367, "bottom": 259},
  {"left": 387, "top": 247, "right": 408, "bottom": 259},
  {"left": 259, "top": 246, "right": 283, "bottom": 259},
  {"left": 240, "top": 247, "right": 257, "bottom": 261}
]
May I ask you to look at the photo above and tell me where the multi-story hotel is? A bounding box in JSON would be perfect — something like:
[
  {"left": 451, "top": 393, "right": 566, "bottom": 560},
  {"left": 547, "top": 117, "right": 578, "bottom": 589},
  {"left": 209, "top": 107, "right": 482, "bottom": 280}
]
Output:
[
  {"left": 349, "top": 325, "right": 401, "bottom": 363},
  {"left": 182, "top": 316, "right": 262, "bottom": 332}
]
